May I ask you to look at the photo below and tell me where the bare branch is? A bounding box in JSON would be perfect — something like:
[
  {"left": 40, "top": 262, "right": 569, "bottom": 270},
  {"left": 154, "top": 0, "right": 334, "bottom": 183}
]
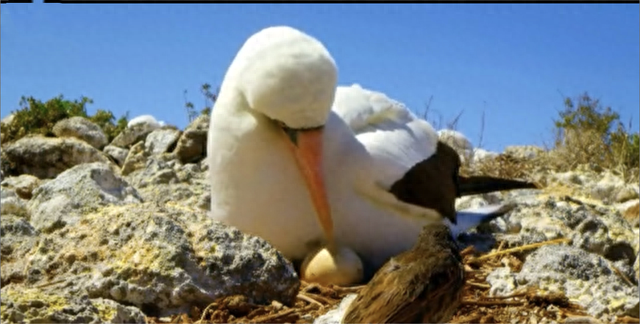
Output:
[
  {"left": 447, "top": 110, "right": 464, "bottom": 130},
  {"left": 477, "top": 109, "right": 486, "bottom": 149},
  {"left": 422, "top": 95, "right": 434, "bottom": 120}
]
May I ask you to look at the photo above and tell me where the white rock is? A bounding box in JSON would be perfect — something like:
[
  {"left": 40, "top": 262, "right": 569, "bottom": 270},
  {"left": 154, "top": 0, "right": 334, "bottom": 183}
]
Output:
[
  {"left": 127, "top": 114, "right": 161, "bottom": 129},
  {"left": 472, "top": 148, "right": 499, "bottom": 164},
  {"left": 504, "top": 145, "right": 544, "bottom": 160},
  {"left": 145, "top": 128, "right": 181, "bottom": 155},
  {"left": 591, "top": 171, "right": 627, "bottom": 203},
  {"left": 103, "top": 145, "right": 129, "bottom": 166},
  {"left": 437, "top": 129, "right": 473, "bottom": 152},
  {"left": 487, "top": 267, "right": 518, "bottom": 297}
]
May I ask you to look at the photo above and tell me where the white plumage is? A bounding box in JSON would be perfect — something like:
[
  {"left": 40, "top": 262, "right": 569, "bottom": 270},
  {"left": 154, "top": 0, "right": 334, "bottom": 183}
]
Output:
[
  {"left": 331, "top": 84, "right": 514, "bottom": 236},
  {"left": 208, "top": 26, "right": 442, "bottom": 270},
  {"left": 207, "top": 26, "right": 530, "bottom": 276},
  {"left": 332, "top": 84, "right": 440, "bottom": 190}
]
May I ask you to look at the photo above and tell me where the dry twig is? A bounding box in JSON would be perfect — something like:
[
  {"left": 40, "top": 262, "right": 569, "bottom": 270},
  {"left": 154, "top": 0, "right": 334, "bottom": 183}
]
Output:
[{"left": 469, "top": 238, "right": 571, "bottom": 264}]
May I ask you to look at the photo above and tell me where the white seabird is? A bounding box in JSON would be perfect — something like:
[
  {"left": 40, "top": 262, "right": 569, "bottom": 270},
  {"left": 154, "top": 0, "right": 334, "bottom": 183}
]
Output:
[
  {"left": 207, "top": 26, "right": 445, "bottom": 269},
  {"left": 332, "top": 84, "right": 536, "bottom": 233},
  {"left": 207, "top": 26, "right": 536, "bottom": 283}
]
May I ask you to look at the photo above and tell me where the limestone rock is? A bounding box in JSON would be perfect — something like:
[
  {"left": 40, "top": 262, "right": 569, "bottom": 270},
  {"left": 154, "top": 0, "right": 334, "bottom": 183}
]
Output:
[
  {"left": 145, "top": 128, "right": 181, "bottom": 155},
  {"left": 174, "top": 115, "right": 209, "bottom": 164},
  {"left": 124, "top": 157, "right": 208, "bottom": 211},
  {"left": 3, "top": 136, "right": 112, "bottom": 179},
  {"left": 486, "top": 196, "right": 638, "bottom": 267},
  {"left": 1, "top": 174, "right": 41, "bottom": 199},
  {"left": 0, "top": 190, "right": 29, "bottom": 217},
  {"left": 438, "top": 129, "right": 473, "bottom": 157},
  {"left": 103, "top": 145, "right": 129, "bottom": 167},
  {"left": 472, "top": 148, "right": 499, "bottom": 164},
  {"left": 634, "top": 253, "right": 639, "bottom": 284},
  {"left": 1, "top": 203, "right": 299, "bottom": 320},
  {"left": 0, "top": 214, "right": 38, "bottom": 286},
  {"left": 27, "top": 162, "right": 142, "bottom": 231},
  {"left": 504, "top": 145, "right": 544, "bottom": 160},
  {"left": 52, "top": 116, "right": 108, "bottom": 149},
  {"left": 591, "top": 172, "right": 628, "bottom": 204},
  {"left": 487, "top": 245, "right": 639, "bottom": 320},
  {"left": 0, "top": 288, "right": 146, "bottom": 324},
  {"left": 110, "top": 122, "right": 158, "bottom": 149},
  {"left": 121, "top": 142, "right": 148, "bottom": 176}
]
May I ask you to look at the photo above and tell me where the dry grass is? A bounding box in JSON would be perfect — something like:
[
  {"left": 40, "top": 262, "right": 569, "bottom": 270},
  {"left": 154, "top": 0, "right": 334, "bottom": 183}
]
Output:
[
  {"left": 422, "top": 94, "right": 639, "bottom": 186},
  {"left": 142, "top": 238, "right": 635, "bottom": 324},
  {"left": 457, "top": 133, "right": 639, "bottom": 190},
  {"left": 460, "top": 152, "right": 547, "bottom": 183},
  {"left": 548, "top": 128, "right": 639, "bottom": 183}
]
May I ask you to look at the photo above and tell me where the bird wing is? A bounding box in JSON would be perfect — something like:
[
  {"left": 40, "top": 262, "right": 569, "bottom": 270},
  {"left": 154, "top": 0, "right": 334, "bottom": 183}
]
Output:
[
  {"left": 344, "top": 251, "right": 464, "bottom": 323},
  {"left": 449, "top": 203, "right": 517, "bottom": 236},
  {"left": 355, "top": 179, "right": 443, "bottom": 223},
  {"left": 332, "top": 84, "right": 439, "bottom": 189},
  {"left": 384, "top": 252, "right": 464, "bottom": 323}
]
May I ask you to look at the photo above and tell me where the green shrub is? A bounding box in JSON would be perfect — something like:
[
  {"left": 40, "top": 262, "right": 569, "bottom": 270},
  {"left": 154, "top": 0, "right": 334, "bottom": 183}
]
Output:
[
  {"left": 551, "top": 92, "right": 639, "bottom": 181},
  {"left": 460, "top": 92, "right": 638, "bottom": 184},
  {"left": 89, "top": 109, "right": 129, "bottom": 142},
  {"left": 1, "top": 95, "right": 129, "bottom": 144},
  {"left": 183, "top": 83, "right": 217, "bottom": 122}
]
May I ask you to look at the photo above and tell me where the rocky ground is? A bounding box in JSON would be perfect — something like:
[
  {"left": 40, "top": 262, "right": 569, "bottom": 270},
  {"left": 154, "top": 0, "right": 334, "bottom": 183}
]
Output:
[{"left": 1, "top": 115, "right": 638, "bottom": 323}]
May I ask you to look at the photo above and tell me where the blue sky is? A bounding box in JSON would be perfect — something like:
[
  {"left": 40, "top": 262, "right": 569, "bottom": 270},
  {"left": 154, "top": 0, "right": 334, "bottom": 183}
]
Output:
[{"left": 1, "top": 4, "right": 638, "bottom": 152}]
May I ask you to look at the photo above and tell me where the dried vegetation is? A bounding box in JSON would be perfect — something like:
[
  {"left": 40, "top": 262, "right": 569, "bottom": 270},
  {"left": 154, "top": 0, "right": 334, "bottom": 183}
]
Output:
[{"left": 145, "top": 238, "right": 640, "bottom": 324}]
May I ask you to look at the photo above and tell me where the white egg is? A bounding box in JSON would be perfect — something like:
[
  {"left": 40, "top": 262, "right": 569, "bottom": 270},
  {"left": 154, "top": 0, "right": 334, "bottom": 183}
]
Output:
[{"left": 300, "top": 244, "right": 364, "bottom": 286}]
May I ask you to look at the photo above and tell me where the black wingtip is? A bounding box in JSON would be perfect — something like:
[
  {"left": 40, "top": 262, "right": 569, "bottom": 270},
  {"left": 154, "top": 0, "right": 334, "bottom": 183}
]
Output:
[{"left": 458, "top": 176, "right": 540, "bottom": 197}]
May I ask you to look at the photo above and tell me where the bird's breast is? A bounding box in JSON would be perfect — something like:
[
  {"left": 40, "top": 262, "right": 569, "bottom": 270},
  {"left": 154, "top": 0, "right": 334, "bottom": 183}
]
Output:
[{"left": 208, "top": 115, "right": 325, "bottom": 259}]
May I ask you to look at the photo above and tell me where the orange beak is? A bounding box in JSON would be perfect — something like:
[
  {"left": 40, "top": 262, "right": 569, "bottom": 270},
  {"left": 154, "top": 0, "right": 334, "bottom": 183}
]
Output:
[{"left": 283, "top": 127, "right": 334, "bottom": 244}]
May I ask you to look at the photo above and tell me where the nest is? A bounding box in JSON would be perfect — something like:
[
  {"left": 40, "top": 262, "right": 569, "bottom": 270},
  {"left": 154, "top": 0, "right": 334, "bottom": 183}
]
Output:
[
  {"left": 144, "top": 282, "right": 357, "bottom": 324},
  {"left": 146, "top": 238, "right": 639, "bottom": 324}
]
